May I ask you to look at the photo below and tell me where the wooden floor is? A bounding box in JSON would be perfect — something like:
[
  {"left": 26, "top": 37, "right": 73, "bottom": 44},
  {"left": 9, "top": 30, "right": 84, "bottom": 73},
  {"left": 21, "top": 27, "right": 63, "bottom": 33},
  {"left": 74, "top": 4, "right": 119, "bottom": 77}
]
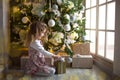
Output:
[{"left": 0, "top": 65, "right": 120, "bottom": 80}]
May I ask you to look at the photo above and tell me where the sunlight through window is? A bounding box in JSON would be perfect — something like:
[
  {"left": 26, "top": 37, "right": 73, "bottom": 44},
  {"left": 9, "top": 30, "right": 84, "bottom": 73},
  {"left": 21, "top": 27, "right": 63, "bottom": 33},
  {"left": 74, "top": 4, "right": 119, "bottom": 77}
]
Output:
[
  {"left": 91, "top": 0, "right": 96, "bottom": 7},
  {"left": 106, "top": 32, "right": 114, "bottom": 61},
  {"left": 85, "top": 0, "right": 115, "bottom": 61},
  {"left": 99, "top": 5, "right": 106, "bottom": 29},
  {"left": 98, "top": 31, "right": 105, "bottom": 57},
  {"left": 86, "top": 0, "right": 90, "bottom": 8},
  {"left": 91, "top": 8, "right": 96, "bottom": 29},
  {"left": 107, "top": 2, "right": 115, "bottom": 30}
]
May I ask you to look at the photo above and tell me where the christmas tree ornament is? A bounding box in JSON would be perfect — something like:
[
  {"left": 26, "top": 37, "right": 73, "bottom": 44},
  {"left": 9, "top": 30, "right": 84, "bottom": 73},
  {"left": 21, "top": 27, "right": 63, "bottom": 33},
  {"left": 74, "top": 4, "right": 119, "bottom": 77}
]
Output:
[
  {"left": 52, "top": 4, "right": 58, "bottom": 10},
  {"left": 70, "top": 14, "right": 76, "bottom": 22},
  {"left": 64, "top": 14, "right": 70, "bottom": 21},
  {"left": 22, "top": 16, "right": 29, "bottom": 24},
  {"left": 66, "top": 57, "right": 72, "bottom": 63},
  {"left": 57, "top": 0, "right": 62, "bottom": 5},
  {"left": 64, "top": 24, "right": 71, "bottom": 31},
  {"left": 48, "top": 19, "right": 55, "bottom": 27}
]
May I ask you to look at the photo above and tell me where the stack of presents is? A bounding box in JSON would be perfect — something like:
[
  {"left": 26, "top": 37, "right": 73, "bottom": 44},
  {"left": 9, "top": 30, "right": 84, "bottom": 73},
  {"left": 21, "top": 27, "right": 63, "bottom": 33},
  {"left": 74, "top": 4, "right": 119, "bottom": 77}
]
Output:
[
  {"left": 21, "top": 43, "right": 93, "bottom": 74},
  {"left": 72, "top": 43, "right": 93, "bottom": 68}
]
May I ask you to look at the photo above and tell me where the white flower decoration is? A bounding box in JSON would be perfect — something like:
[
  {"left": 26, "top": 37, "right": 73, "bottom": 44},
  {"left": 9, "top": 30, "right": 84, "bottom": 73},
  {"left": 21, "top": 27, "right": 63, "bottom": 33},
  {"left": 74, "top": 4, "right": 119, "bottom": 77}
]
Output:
[
  {"left": 73, "top": 23, "right": 78, "bottom": 28},
  {"left": 67, "top": 32, "right": 78, "bottom": 40},
  {"left": 65, "top": 39, "right": 75, "bottom": 44},
  {"left": 67, "top": 1, "right": 74, "bottom": 9},
  {"left": 31, "top": 3, "right": 44, "bottom": 17},
  {"left": 64, "top": 24, "right": 71, "bottom": 31},
  {"left": 57, "top": 0, "right": 62, "bottom": 5},
  {"left": 49, "top": 32, "right": 64, "bottom": 45}
]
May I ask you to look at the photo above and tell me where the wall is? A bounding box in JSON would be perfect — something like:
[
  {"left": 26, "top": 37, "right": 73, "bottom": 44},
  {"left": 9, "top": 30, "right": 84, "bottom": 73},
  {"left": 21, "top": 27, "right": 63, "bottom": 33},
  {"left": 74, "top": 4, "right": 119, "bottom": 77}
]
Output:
[
  {"left": 114, "top": 0, "right": 120, "bottom": 76},
  {"left": 0, "top": 0, "right": 9, "bottom": 72}
]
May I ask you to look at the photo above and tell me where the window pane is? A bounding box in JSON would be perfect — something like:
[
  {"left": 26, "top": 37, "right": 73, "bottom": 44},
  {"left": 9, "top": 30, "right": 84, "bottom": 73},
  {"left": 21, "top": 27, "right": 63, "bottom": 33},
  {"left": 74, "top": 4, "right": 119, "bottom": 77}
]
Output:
[
  {"left": 106, "top": 32, "right": 114, "bottom": 61},
  {"left": 91, "top": 0, "right": 96, "bottom": 7},
  {"left": 85, "top": 10, "right": 90, "bottom": 28},
  {"left": 91, "top": 8, "right": 96, "bottom": 29},
  {"left": 85, "top": 30, "right": 90, "bottom": 40},
  {"left": 90, "top": 31, "right": 96, "bottom": 53},
  {"left": 99, "top": 5, "right": 106, "bottom": 29},
  {"left": 86, "top": 0, "right": 90, "bottom": 8},
  {"left": 99, "top": 0, "right": 106, "bottom": 4},
  {"left": 85, "top": 30, "right": 96, "bottom": 54},
  {"left": 98, "top": 31, "right": 105, "bottom": 57},
  {"left": 107, "top": 2, "right": 115, "bottom": 30}
]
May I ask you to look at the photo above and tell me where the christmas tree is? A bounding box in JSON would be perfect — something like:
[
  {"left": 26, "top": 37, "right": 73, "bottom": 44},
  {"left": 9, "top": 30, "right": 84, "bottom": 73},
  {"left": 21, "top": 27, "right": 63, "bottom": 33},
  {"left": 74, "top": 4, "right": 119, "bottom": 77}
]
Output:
[{"left": 10, "top": 0, "right": 86, "bottom": 57}]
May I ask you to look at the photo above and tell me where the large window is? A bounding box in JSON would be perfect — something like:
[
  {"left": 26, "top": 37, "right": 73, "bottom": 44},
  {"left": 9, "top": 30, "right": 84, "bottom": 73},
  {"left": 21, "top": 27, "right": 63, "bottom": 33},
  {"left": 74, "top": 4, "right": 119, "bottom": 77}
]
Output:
[{"left": 85, "top": 0, "right": 115, "bottom": 61}]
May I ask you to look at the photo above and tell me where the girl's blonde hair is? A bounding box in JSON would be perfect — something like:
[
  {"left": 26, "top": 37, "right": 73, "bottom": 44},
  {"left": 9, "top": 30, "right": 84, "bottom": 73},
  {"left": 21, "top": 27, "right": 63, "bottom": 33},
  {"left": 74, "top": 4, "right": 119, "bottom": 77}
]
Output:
[{"left": 25, "top": 21, "right": 47, "bottom": 47}]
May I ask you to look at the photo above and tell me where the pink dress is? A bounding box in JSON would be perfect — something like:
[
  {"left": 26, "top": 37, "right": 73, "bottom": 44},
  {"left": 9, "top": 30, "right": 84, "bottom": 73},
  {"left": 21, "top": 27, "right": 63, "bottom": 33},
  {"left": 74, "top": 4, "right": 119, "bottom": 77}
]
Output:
[{"left": 26, "top": 40, "right": 56, "bottom": 75}]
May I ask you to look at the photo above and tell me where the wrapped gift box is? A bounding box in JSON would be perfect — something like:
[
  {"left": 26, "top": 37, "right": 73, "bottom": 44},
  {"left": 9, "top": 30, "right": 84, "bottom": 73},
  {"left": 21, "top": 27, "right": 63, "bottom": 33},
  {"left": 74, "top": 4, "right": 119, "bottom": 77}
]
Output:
[
  {"left": 54, "top": 61, "right": 66, "bottom": 74},
  {"left": 72, "top": 55, "right": 93, "bottom": 68},
  {"left": 57, "top": 51, "right": 72, "bottom": 67},
  {"left": 72, "top": 43, "right": 90, "bottom": 55}
]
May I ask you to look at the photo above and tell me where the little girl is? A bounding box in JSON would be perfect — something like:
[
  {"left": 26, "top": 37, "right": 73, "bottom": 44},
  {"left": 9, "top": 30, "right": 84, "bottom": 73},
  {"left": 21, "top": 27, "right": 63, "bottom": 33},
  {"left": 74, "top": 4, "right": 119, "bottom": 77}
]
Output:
[{"left": 25, "top": 21, "right": 60, "bottom": 76}]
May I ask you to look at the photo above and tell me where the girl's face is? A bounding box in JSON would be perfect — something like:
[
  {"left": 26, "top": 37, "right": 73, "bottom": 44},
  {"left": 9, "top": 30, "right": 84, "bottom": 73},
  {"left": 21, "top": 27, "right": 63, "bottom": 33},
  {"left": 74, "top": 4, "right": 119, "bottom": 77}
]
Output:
[
  {"left": 41, "top": 29, "right": 46, "bottom": 37},
  {"left": 36, "top": 29, "right": 46, "bottom": 40}
]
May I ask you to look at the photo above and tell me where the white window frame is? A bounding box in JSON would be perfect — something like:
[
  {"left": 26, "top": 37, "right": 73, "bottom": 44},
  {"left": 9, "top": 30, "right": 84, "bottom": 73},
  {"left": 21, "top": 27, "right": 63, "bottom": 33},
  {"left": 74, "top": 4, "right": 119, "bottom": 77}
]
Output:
[{"left": 85, "top": 0, "right": 115, "bottom": 61}]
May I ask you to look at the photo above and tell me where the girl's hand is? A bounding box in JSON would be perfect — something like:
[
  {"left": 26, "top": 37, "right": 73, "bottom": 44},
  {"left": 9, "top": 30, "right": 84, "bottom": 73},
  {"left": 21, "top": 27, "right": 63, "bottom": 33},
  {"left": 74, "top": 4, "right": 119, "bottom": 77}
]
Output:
[
  {"left": 52, "top": 55, "right": 65, "bottom": 62},
  {"left": 52, "top": 55, "right": 61, "bottom": 59}
]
